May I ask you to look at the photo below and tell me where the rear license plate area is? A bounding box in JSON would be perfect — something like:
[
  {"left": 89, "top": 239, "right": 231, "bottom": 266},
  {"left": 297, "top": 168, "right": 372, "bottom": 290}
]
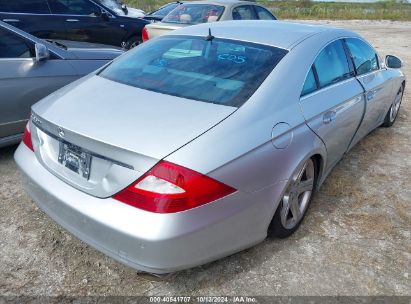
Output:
[{"left": 58, "top": 142, "right": 92, "bottom": 179}]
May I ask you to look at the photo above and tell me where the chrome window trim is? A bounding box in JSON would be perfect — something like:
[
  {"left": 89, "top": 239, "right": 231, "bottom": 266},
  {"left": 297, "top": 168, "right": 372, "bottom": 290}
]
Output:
[
  {"left": 300, "top": 76, "right": 356, "bottom": 101},
  {"left": 0, "top": 58, "right": 34, "bottom": 61},
  {"left": 0, "top": 11, "right": 114, "bottom": 18}
]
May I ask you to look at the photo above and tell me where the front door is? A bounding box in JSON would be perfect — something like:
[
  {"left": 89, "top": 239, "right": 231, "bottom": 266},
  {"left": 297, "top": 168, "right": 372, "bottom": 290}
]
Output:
[{"left": 344, "top": 38, "right": 392, "bottom": 148}]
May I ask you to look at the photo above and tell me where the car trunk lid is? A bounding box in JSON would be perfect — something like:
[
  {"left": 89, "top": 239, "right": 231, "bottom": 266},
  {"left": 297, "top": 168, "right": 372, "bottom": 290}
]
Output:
[
  {"left": 145, "top": 22, "right": 187, "bottom": 39},
  {"left": 30, "top": 76, "right": 235, "bottom": 198}
]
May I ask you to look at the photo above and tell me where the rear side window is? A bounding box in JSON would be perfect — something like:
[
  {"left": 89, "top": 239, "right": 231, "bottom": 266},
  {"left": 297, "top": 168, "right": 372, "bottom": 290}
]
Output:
[
  {"left": 49, "top": 0, "right": 97, "bottom": 15},
  {"left": 254, "top": 6, "right": 276, "bottom": 20},
  {"left": 0, "top": 0, "right": 50, "bottom": 14},
  {"left": 232, "top": 5, "right": 256, "bottom": 20},
  {"left": 0, "top": 28, "right": 33, "bottom": 58},
  {"left": 313, "top": 40, "right": 351, "bottom": 89},
  {"left": 301, "top": 67, "right": 317, "bottom": 96},
  {"left": 345, "top": 38, "right": 379, "bottom": 75},
  {"left": 162, "top": 4, "right": 224, "bottom": 24},
  {"left": 99, "top": 36, "right": 287, "bottom": 107}
]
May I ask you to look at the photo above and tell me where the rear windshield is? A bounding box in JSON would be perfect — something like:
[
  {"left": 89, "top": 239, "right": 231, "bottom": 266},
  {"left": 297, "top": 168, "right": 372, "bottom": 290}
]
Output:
[
  {"left": 150, "top": 3, "right": 179, "bottom": 17},
  {"left": 162, "top": 4, "right": 224, "bottom": 24},
  {"left": 99, "top": 36, "right": 287, "bottom": 107}
]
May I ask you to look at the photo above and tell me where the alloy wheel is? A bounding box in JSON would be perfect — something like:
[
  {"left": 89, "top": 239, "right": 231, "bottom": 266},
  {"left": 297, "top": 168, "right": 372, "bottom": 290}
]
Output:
[
  {"left": 389, "top": 87, "right": 403, "bottom": 123},
  {"left": 280, "top": 159, "right": 315, "bottom": 230}
]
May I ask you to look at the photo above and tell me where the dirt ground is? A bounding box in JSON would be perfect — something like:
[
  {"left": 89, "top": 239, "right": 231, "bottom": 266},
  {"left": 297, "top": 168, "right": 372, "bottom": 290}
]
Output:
[{"left": 0, "top": 20, "right": 410, "bottom": 297}]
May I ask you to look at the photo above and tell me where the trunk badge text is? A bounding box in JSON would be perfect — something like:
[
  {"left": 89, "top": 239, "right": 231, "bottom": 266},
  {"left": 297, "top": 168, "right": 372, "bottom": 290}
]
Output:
[
  {"left": 31, "top": 114, "right": 42, "bottom": 125},
  {"left": 58, "top": 127, "right": 65, "bottom": 138}
]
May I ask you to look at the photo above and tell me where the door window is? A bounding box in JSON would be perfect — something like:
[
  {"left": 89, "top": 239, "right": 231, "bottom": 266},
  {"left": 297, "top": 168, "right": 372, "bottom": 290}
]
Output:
[
  {"left": 313, "top": 40, "right": 351, "bottom": 89},
  {"left": 345, "top": 38, "right": 379, "bottom": 75},
  {"left": 0, "top": 0, "right": 50, "bottom": 13},
  {"left": 49, "top": 0, "right": 97, "bottom": 15},
  {"left": 254, "top": 6, "right": 276, "bottom": 20},
  {"left": 232, "top": 5, "right": 256, "bottom": 20},
  {"left": 0, "top": 28, "right": 33, "bottom": 58}
]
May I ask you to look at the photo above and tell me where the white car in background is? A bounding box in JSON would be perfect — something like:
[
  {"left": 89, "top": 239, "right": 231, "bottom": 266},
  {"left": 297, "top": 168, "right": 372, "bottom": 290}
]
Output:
[{"left": 142, "top": 0, "right": 277, "bottom": 41}]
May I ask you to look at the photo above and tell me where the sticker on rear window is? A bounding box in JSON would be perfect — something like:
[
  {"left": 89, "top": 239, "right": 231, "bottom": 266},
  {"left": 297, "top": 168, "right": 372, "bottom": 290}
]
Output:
[{"left": 218, "top": 54, "right": 247, "bottom": 64}]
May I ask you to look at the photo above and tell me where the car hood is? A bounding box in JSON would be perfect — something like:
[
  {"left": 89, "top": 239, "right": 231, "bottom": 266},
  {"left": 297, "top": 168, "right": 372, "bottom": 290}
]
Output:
[
  {"left": 126, "top": 7, "right": 146, "bottom": 18},
  {"left": 32, "top": 75, "right": 236, "bottom": 161},
  {"left": 68, "top": 47, "right": 123, "bottom": 60}
]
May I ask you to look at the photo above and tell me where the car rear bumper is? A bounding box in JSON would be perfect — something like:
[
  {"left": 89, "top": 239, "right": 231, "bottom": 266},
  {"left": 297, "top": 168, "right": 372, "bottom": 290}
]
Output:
[{"left": 15, "top": 143, "right": 286, "bottom": 273}]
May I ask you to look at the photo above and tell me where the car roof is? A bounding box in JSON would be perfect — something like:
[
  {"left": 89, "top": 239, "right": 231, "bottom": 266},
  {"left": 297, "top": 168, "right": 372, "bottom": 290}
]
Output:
[{"left": 168, "top": 20, "right": 352, "bottom": 50}]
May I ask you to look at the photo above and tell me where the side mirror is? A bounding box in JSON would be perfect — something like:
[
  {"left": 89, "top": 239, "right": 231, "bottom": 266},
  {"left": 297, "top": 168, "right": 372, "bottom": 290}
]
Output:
[
  {"left": 101, "top": 11, "right": 110, "bottom": 21},
  {"left": 122, "top": 4, "right": 128, "bottom": 14},
  {"left": 385, "top": 55, "right": 402, "bottom": 69},
  {"left": 94, "top": 9, "right": 110, "bottom": 21},
  {"left": 35, "top": 43, "right": 49, "bottom": 61}
]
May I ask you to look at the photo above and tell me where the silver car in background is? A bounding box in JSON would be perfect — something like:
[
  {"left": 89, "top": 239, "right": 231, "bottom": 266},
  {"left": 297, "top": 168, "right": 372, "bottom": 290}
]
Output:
[
  {"left": 0, "top": 21, "right": 123, "bottom": 147},
  {"left": 15, "top": 21, "right": 405, "bottom": 274}
]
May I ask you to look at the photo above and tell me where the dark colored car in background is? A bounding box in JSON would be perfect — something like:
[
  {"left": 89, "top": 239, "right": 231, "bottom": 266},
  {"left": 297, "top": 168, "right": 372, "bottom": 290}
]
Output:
[
  {"left": 143, "top": 1, "right": 182, "bottom": 22},
  {"left": 0, "top": 0, "right": 150, "bottom": 49}
]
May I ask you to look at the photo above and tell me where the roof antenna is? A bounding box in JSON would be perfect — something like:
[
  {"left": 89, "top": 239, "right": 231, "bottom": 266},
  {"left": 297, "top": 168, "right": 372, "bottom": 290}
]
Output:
[{"left": 205, "top": 28, "right": 214, "bottom": 41}]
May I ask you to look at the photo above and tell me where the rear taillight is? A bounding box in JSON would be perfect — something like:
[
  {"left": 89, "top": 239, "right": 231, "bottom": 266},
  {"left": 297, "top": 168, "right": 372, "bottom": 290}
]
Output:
[
  {"left": 22, "top": 121, "right": 34, "bottom": 151},
  {"left": 142, "top": 26, "right": 149, "bottom": 42},
  {"left": 113, "top": 160, "right": 236, "bottom": 213}
]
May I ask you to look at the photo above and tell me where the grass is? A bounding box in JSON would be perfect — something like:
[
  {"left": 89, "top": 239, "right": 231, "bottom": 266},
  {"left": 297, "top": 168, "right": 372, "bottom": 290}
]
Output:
[{"left": 124, "top": 0, "right": 411, "bottom": 21}]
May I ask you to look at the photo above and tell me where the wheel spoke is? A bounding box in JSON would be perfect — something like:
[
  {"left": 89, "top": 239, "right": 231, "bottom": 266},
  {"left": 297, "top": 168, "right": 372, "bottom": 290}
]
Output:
[
  {"left": 297, "top": 178, "right": 314, "bottom": 195},
  {"left": 280, "top": 196, "right": 291, "bottom": 226},
  {"left": 289, "top": 195, "right": 302, "bottom": 221},
  {"left": 295, "top": 162, "right": 307, "bottom": 182}
]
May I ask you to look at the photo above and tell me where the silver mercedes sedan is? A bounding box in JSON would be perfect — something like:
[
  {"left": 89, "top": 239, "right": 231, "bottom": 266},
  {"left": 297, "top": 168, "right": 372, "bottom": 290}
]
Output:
[{"left": 15, "top": 21, "right": 405, "bottom": 274}]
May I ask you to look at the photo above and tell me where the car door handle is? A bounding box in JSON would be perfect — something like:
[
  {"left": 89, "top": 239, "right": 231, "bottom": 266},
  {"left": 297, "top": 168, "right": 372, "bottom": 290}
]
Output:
[
  {"left": 366, "top": 90, "right": 375, "bottom": 101},
  {"left": 66, "top": 19, "right": 79, "bottom": 22},
  {"left": 323, "top": 110, "right": 337, "bottom": 124},
  {"left": 367, "top": 88, "right": 381, "bottom": 101},
  {"left": 3, "top": 19, "right": 20, "bottom": 22}
]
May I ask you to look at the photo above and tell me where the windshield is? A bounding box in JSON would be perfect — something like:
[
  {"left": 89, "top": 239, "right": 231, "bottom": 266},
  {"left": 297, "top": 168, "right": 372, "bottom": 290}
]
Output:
[
  {"left": 150, "top": 3, "right": 180, "bottom": 17},
  {"left": 162, "top": 4, "right": 224, "bottom": 24},
  {"left": 99, "top": 36, "right": 287, "bottom": 107},
  {"left": 97, "top": 0, "right": 125, "bottom": 15}
]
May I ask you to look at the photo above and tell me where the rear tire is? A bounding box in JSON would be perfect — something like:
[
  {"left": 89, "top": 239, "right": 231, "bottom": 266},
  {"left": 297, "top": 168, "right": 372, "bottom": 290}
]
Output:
[
  {"left": 124, "top": 36, "right": 142, "bottom": 50},
  {"left": 268, "top": 158, "right": 317, "bottom": 238},
  {"left": 381, "top": 85, "right": 404, "bottom": 128}
]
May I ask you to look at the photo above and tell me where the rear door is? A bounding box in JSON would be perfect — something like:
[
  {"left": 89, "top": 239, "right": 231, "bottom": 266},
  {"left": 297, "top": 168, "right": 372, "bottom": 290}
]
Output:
[
  {"left": 0, "top": 0, "right": 67, "bottom": 40},
  {"left": 345, "top": 38, "right": 393, "bottom": 148},
  {"left": 299, "top": 39, "right": 365, "bottom": 171},
  {"left": 0, "top": 27, "right": 77, "bottom": 139},
  {"left": 48, "top": 0, "right": 127, "bottom": 46}
]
